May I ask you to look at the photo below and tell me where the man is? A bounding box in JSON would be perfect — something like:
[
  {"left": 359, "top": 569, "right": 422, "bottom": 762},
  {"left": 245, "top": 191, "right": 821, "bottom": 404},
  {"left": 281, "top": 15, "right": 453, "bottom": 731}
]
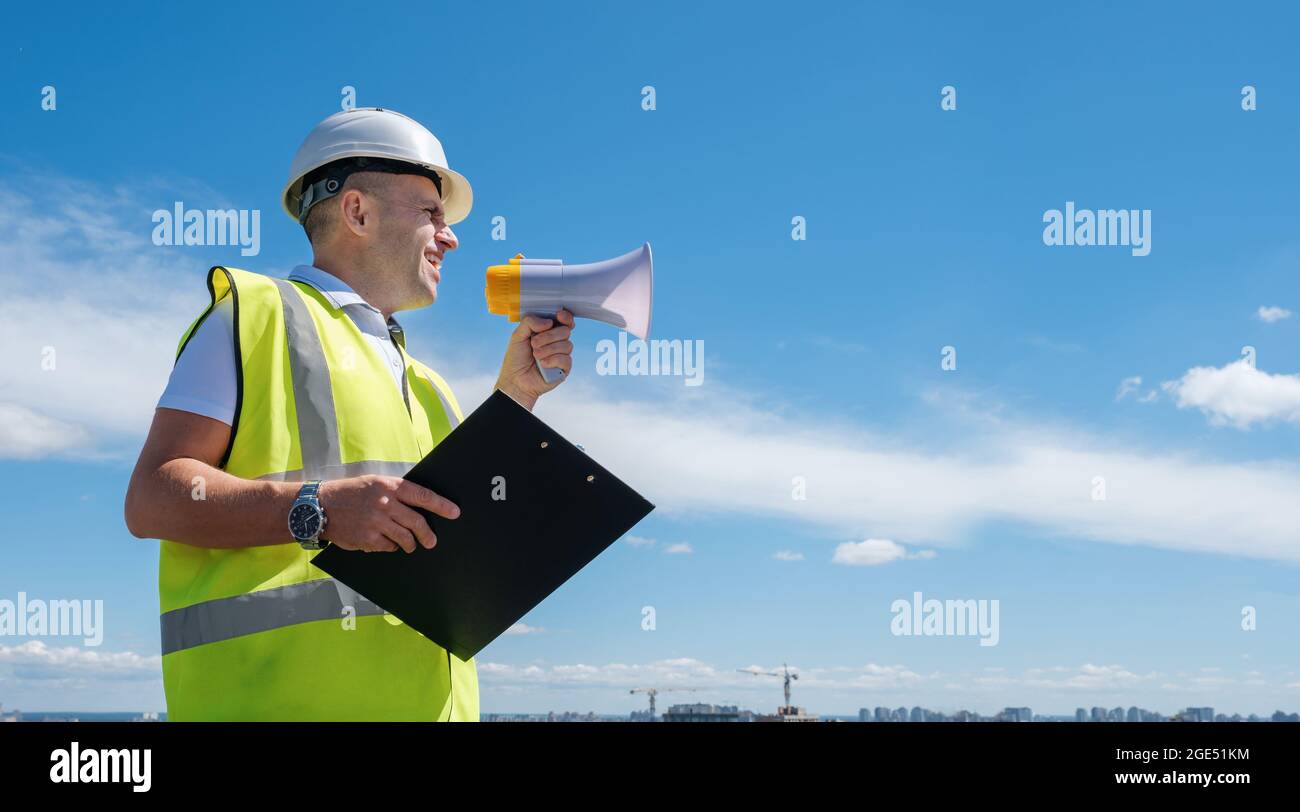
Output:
[{"left": 124, "top": 107, "right": 575, "bottom": 721}]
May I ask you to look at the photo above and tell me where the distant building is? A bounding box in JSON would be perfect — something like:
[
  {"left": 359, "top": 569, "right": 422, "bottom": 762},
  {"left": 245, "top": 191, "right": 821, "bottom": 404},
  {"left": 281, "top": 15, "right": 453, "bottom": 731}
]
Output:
[
  {"left": 998, "top": 707, "right": 1032, "bottom": 722},
  {"left": 1126, "top": 706, "right": 1141, "bottom": 723},
  {"left": 662, "top": 703, "right": 747, "bottom": 722},
  {"left": 1179, "top": 707, "right": 1215, "bottom": 723},
  {"left": 1091, "top": 707, "right": 1106, "bottom": 723},
  {"left": 757, "top": 705, "right": 819, "bottom": 722},
  {"left": 1075, "top": 708, "right": 1087, "bottom": 723},
  {"left": 910, "top": 706, "right": 925, "bottom": 723}
]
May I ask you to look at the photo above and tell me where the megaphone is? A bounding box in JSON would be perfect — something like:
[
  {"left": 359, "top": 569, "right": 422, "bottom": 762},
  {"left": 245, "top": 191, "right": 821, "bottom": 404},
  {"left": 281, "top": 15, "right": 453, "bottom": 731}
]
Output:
[{"left": 486, "top": 242, "right": 653, "bottom": 383}]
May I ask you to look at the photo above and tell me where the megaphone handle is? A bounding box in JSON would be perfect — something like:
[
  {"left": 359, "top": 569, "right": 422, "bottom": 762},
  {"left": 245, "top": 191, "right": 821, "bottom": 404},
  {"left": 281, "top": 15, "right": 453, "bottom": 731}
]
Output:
[
  {"left": 537, "top": 359, "right": 565, "bottom": 384},
  {"left": 526, "top": 305, "right": 566, "bottom": 383}
]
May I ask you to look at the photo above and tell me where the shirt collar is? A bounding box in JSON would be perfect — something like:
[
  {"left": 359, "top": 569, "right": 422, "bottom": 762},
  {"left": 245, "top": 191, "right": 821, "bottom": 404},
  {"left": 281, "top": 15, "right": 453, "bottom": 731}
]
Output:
[
  {"left": 288, "top": 264, "right": 405, "bottom": 342},
  {"left": 288, "top": 264, "right": 370, "bottom": 310}
]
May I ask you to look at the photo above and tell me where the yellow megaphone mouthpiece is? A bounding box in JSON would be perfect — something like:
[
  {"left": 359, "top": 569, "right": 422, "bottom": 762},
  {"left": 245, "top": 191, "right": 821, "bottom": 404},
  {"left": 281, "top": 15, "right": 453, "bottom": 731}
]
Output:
[{"left": 485, "top": 256, "right": 522, "bottom": 321}]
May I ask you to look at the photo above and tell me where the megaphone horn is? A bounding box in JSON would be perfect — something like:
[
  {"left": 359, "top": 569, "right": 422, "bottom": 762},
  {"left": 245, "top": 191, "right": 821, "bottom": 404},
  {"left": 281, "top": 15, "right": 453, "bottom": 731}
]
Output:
[{"left": 486, "top": 242, "right": 654, "bottom": 383}]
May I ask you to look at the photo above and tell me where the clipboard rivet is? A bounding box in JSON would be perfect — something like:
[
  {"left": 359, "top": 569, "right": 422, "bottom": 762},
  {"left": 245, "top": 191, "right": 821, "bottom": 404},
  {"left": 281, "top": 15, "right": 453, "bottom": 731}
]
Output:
[
  {"left": 586, "top": 474, "right": 595, "bottom": 482},
  {"left": 540, "top": 441, "right": 549, "bottom": 448}
]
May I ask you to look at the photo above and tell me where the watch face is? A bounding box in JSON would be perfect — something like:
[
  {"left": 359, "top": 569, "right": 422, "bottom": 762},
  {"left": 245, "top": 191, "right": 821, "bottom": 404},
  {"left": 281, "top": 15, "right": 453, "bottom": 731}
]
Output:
[{"left": 289, "top": 503, "right": 322, "bottom": 540}]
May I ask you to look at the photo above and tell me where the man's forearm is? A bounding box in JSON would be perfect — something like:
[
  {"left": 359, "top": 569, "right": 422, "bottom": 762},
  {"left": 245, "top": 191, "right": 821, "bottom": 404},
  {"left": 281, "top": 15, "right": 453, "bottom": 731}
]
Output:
[{"left": 126, "top": 458, "right": 301, "bottom": 548}]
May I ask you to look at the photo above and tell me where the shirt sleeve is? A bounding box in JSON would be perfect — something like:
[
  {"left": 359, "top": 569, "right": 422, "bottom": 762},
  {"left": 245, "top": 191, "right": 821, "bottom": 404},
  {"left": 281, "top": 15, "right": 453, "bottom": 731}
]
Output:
[{"left": 156, "top": 296, "right": 238, "bottom": 425}]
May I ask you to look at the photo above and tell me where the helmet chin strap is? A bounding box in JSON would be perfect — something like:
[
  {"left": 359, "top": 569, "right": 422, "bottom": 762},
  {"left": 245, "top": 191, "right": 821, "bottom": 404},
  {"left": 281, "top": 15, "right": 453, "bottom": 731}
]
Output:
[{"left": 297, "top": 176, "right": 342, "bottom": 223}]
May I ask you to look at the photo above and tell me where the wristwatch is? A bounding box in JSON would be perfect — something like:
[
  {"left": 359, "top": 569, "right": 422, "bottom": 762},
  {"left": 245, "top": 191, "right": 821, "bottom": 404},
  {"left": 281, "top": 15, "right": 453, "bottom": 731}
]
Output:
[{"left": 288, "top": 480, "right": 329, "bottom": 549}]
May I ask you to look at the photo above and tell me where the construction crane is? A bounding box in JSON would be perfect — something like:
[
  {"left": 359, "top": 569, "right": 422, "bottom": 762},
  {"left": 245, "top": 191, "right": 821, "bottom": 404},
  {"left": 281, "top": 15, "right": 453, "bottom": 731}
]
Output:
[
  {"left": 629, "top": 687, "right": 698, "bottom": 719},
  {"left": 738, "top": 663, "right": 799, "bottom": 709}
]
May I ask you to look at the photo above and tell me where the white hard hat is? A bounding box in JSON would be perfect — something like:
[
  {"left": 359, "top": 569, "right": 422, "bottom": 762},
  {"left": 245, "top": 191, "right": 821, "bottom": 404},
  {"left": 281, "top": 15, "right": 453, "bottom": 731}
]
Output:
[{"left": 282, "top": 107, "right": 473, "bottom": 225}]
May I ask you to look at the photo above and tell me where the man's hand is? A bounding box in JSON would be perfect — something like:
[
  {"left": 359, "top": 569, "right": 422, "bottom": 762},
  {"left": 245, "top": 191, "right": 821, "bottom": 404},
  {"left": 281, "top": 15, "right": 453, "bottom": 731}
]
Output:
[
  {"left": 495, "top": 309, "right": 575, "bottom": 410},
  {"left": 318, "top": 475, "right": 460, "bottom": 553}
]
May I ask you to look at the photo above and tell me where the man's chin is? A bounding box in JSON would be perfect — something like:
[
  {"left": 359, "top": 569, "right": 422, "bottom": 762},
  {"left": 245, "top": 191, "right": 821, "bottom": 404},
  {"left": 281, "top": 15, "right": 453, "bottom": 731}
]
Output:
[
  {"left": 416, "top": 266, "right": 439, "bottom": 304},
  {"left": 395, "top": 282, "right": 436, "bottom": 312}
]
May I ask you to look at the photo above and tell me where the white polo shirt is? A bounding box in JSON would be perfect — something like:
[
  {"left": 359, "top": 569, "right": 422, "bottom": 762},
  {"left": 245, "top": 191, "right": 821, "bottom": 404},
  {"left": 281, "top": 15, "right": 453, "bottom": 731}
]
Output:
[{"left": 157, "top": 265, "right": 408, "bottom": 426}]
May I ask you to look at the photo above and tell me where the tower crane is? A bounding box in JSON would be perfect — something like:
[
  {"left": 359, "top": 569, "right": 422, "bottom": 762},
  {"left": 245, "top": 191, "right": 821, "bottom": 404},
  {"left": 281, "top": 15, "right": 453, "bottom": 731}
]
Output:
[
  {"left": 738, "top": 663, "right": 799, "bottom": 710},
  {"left": 629, "top": 687, "right": 698, "bottom": 719}
]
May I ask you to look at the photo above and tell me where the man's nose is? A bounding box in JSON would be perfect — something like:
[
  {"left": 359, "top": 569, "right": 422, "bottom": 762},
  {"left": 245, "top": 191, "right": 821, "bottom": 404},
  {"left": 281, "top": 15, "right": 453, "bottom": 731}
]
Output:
[{"left": 437, "top": 226, "right": 459, "bottom": 252}]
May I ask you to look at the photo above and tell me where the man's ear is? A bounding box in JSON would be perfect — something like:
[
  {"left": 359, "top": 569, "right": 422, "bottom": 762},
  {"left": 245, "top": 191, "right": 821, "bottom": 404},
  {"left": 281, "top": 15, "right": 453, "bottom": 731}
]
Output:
[{"left": 338, "top": 188, "right": 371, "bottom": 237}]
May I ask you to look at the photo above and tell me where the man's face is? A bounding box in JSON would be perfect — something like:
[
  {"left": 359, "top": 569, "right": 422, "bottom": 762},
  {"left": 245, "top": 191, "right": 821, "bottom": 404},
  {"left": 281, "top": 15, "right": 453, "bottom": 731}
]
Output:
[{"left": 369, "top": 173, "right": 459, "bottom": 311}]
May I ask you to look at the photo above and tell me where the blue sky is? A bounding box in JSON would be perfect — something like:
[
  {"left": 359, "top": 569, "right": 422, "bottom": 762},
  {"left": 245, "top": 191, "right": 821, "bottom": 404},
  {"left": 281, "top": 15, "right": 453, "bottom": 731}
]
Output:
[{"left": 1, "top": 1, "right": 1298, "bottom": 717}]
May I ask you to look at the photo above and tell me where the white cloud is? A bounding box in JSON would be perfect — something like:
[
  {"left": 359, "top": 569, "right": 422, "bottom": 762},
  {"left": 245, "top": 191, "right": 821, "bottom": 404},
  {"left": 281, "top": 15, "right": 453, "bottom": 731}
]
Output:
[
  {"left": 1163, "top": 360, "right": 1300, "bottom": 429},
  {"left": 1116, "top": 376, "right": 1142, "bottom": 401},
  {"left": 525, "top": 379, "right": 1300, "bottom": 563},
  {"left": 0, "top": 641, "right": 160, "bottom": 681},
  {"left": 503, "top": 623, "right": 545, "bottom": 636},
  {"left": 773, "top": 550, "right": 804, "bottom": 561},
  {"left": 0, "top": 182, "right": 216, "bottom": 459},
  {"left": 1021, "top": 663, "right": 1151, "bottom": 692},
  {"left": 1118, "top": 376, "right": 1158, "bottom": 404},
  {"left": 0, "top": 403, "right": 92, "bottom": 459},
  {"left": 663, "top": 542, "right": 693, "bottom": 555},
  {"left": 0, "top": 641, "right": 157, "bottom": 712},
  {"left": 623, "top": 535, "right": 656, "bottom": 548},
  {"left": 831, "top": 538, "right": 934, "bottom": 566},
  {"left": 478, "top": 657, "right": 723, "bottom": 690},
  {"left": 833, "top": 538, "right": 907, "bottom": 566},
  {"left": 1257, "top": 305, "right": 1292, "bottom": 323}
]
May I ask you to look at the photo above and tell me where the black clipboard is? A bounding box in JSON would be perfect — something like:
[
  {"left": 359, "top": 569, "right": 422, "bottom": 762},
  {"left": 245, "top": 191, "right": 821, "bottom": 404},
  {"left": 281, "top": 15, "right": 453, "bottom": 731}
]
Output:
[{"left": 311, "top": 389, "right": 654, "bottom": 661}]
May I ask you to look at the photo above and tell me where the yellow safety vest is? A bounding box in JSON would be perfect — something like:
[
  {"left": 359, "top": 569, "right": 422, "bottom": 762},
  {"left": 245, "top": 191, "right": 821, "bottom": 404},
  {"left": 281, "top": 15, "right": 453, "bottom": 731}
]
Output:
[{"left": 158, "top": 266, "right": 479, "bottom": 721}]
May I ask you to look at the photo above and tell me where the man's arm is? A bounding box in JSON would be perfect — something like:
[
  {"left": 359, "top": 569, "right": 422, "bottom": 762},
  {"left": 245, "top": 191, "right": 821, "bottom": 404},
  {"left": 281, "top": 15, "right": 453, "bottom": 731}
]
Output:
[
  {"left": 124, "top": 407, "right": 458, "bottom": 552},
  {"left": 124, "top": 407, "right": 299, "bottom": 548}
]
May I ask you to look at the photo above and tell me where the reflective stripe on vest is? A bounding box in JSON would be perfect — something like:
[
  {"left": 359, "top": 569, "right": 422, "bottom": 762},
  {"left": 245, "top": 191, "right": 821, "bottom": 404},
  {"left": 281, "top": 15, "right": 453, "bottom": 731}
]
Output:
[
  {"left": 273, "top": 278, "right": 341, "bottom": 479},
  {"left": 161, "top": 577, "right": 387, "bottom": 656}
]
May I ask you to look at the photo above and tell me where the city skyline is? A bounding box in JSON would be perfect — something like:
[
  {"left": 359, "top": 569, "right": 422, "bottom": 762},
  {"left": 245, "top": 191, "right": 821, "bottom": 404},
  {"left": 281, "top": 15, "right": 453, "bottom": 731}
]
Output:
[{"left": 7, "top": 700, "right": 1298, "bottom": 723}]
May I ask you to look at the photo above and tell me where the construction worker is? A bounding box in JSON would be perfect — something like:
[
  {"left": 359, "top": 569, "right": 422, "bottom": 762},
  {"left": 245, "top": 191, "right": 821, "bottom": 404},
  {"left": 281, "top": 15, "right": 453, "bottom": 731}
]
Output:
[{"left": 124, "top": 107, "right": 575, "bottom": 721}]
